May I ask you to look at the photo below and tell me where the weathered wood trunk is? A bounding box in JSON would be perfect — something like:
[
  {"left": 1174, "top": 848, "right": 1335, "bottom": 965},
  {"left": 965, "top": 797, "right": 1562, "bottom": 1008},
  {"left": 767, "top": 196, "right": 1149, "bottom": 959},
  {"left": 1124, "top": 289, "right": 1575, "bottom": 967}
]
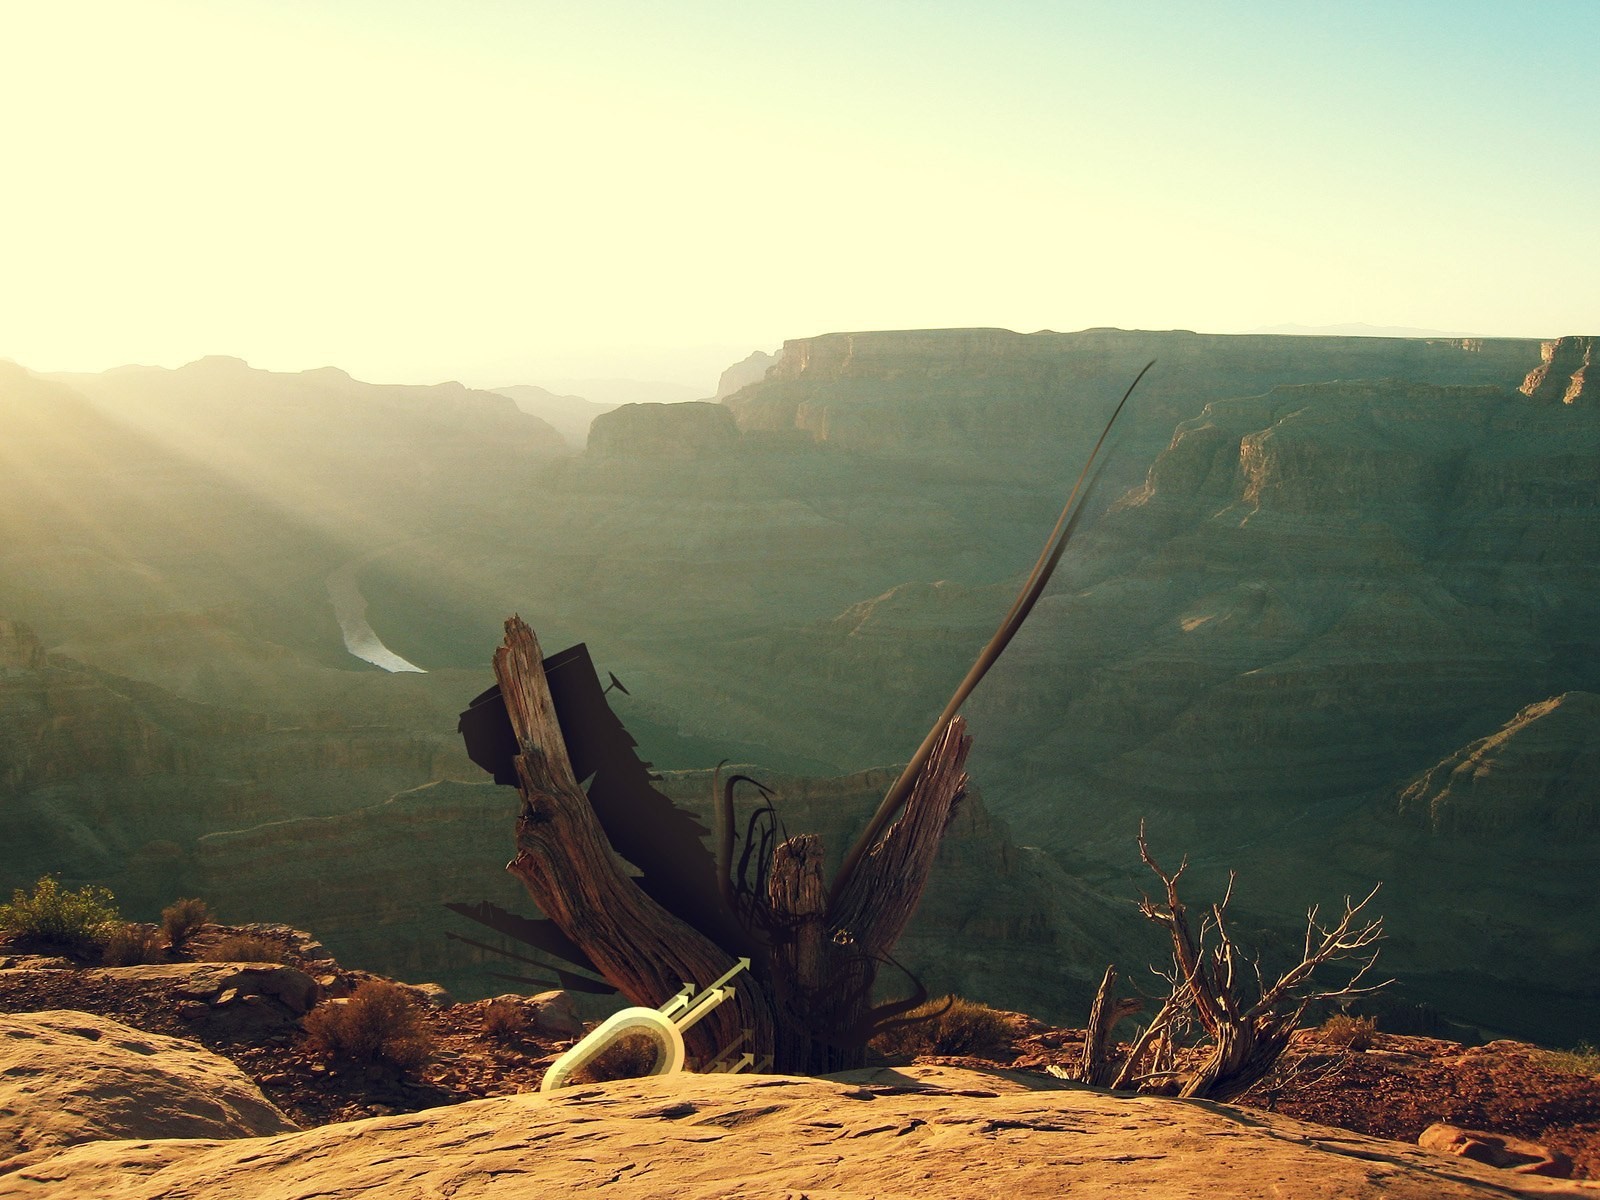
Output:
[
  {"left": 764, "top": 833, "right": 872, "bottom": 1074},
  {"left": 1180, "top": 1018, "right": 1294, "bottom": 1102},
  {"left": 495, "top": 617, "right": 772, "bottom": 1065},
  {"left": 492, "top": 616, "right": 971, "bottom": 1074}
]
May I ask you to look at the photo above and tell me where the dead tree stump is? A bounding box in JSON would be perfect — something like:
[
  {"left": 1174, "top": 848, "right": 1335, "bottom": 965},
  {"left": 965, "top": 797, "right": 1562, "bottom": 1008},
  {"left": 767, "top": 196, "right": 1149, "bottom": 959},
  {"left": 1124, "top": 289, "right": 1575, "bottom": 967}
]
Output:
[{"left": 492, "top": 615, "right": 971, "bottom": 1073}]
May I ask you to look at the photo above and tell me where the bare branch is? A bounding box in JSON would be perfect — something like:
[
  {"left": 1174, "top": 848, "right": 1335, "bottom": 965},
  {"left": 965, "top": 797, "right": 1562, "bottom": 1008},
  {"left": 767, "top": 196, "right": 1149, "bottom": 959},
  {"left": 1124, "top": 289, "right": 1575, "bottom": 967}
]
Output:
[{"left": 1125, "top": 823, "right": 1388, "bottom": 1102}]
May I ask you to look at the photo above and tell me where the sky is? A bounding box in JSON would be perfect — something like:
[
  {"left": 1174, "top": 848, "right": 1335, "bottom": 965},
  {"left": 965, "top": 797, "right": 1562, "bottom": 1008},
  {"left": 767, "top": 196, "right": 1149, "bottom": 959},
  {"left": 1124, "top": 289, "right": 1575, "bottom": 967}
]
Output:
[{"left": 3, "top": 0, "right": 1596, "bottom": 391}]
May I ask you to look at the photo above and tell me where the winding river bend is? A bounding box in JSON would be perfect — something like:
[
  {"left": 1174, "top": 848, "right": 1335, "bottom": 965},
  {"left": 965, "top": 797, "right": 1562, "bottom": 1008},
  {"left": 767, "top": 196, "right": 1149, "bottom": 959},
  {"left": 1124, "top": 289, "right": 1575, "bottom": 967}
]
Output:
[{"left": 326, "top": 562, "right": 426, "bottom": 673}]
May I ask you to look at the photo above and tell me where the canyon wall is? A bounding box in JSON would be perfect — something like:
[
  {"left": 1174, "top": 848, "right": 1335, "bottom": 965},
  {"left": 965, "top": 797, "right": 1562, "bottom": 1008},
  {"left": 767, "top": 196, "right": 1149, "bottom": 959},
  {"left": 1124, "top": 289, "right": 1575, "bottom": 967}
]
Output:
[{"left": 0, "top": 622, "right": 462, "bottom": 913}]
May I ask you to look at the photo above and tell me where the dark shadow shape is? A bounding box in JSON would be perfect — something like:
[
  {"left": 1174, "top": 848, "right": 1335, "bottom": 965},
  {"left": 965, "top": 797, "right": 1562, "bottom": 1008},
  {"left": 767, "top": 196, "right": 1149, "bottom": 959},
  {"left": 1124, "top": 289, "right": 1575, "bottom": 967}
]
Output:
[
  {"left": 458, "top": 643, "right": 758, "bottom": 966},
  {"left": 442, "top": 921, "right": 617, "bottom": 994},
  {"left": 444, "top": 900, "right": 601, "bottom": 976}
]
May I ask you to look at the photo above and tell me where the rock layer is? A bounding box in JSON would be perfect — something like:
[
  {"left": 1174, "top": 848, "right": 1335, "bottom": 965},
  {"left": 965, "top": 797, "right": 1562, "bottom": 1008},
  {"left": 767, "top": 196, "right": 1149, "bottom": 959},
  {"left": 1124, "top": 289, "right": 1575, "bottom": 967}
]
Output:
[
  {"left": 1521, "top": 336, "right": 1596, "bottom": 405},
  {"left": 1398, "top": 692, "right": 1600, "bottom": 835}
]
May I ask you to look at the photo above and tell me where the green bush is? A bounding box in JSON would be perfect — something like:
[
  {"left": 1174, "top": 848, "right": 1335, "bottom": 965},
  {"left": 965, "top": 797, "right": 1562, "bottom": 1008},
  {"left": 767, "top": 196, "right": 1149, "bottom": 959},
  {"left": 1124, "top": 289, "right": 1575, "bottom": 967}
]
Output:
[
  {"left": 0, "top": 876, "right": 120, "bottom": 953},
  {"left": 102, "top": 922, "right": 165, "bottom": 966},
  {"left": 161, "top": 897, "right": 210, "bottom": 950},
  {"left": 302, "top": 980, "right": 433, "bottom": 1070},
  {"left": 870, "top": 995, "right": 1015, "bottom": 1061}
]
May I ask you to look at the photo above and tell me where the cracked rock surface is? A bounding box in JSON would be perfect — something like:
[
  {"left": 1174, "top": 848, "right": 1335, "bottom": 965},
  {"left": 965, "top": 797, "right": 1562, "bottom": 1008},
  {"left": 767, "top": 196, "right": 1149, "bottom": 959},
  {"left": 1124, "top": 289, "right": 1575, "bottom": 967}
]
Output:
[
  {"left": 0, "top": 1010, "right": 297, "bottom": 1164},
  {"left": 4, "top": 1064, "right": 1593, "bottom": 1199}
]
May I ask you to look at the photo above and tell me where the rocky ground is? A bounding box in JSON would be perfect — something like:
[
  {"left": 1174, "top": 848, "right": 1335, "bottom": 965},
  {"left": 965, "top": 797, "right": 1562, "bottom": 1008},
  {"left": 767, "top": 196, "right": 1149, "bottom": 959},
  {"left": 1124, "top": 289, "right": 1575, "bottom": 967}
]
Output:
[{"left": 1, "top": 923, "right": 1597, "bottom": 1186}]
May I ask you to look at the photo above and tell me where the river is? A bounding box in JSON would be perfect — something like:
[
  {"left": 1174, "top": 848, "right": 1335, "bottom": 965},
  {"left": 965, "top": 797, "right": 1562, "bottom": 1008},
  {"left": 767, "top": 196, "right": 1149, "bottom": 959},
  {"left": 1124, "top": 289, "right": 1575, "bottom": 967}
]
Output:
[{"left": 326, "top": 561, "right": 427, "bottom": 673}]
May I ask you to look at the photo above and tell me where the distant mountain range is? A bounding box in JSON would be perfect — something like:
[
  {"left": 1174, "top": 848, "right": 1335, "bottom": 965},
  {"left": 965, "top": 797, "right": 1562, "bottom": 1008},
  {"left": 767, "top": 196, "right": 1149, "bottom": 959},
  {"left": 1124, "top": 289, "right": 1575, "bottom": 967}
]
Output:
[
  {"left": 528, "top": 378, "right": 707, "bottom": 407},
  {"left": 491, "top": 385, "right": 618, "bottom": 449}
]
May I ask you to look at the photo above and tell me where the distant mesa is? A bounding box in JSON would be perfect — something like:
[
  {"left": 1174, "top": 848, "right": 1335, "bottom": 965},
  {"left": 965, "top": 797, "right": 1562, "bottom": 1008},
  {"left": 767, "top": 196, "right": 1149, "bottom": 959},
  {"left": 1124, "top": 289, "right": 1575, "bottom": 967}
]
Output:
[
  {"left": 493, "top": 384, "right": 619, "bottom": 450},
  {"left": 715, "top": 349, "right": 778, "bottom": 400},
  {"left": 298, "top": 365, "right": 355, "bottom": 382},
  {"left": 181, "top": 354, "right": 254, "bottom": 372},
  {"left": 721, "top": 326, "right": 1545, "bottom": 460},
  {"left": 1520, "top": 335, "right": 1596, "bottom": 405},
  {"left": 586, "top": 400, "right": 739, "bottom": 459},
  {"left": 45, "top": 355, "right": 568, "bottom": 460}
]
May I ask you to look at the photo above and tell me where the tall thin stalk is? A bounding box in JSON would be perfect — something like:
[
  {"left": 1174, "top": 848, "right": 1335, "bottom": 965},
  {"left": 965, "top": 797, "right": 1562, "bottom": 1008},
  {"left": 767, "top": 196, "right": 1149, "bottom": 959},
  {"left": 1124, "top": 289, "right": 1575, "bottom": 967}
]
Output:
[{"left": 828, "top": 361, "right": 1154, "bottom": 908}]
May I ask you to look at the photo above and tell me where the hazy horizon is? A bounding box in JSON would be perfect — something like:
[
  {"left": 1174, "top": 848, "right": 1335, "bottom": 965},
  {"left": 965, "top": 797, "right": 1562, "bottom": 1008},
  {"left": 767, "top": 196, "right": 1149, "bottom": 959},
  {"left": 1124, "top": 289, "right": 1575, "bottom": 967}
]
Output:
[
  {"left": 5, "top": 2, "right": 1595, "bottom": 389},
  {"left": 6, "top": 319, "right": 1553, "bottom": 399}
]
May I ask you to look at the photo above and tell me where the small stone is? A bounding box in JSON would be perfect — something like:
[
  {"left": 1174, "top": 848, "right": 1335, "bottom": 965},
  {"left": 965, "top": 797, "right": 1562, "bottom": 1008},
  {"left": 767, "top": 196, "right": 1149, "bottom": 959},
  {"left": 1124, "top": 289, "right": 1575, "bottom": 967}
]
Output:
[
  {"left": 249, "top": 966, "right": 322, "bottom": 1014},
  {"left": 176, "top": 1001, "right": 209, "bottom": 1021},
  {"left": 408, "top": 982, "right": 454, "bottom": 1010},
  {"left": 528, "top": 990, "right": 585, "bottom": 1039}
]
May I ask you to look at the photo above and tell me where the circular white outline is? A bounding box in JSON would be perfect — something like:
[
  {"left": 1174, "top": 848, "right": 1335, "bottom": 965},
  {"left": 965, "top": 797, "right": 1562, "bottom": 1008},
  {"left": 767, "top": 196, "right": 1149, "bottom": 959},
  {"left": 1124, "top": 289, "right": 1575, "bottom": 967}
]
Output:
[{"left": 540, "top": 1007, "right": 687, "bottom": 1092}]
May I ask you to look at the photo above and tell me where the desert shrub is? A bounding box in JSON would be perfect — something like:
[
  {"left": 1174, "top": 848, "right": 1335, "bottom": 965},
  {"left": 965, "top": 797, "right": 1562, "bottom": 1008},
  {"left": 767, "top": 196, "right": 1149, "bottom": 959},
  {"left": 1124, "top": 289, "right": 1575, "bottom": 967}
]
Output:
[
  {"left": 302, "top": 980, "right": 433, "bottom": 1069},
  {"left": 101, "top": 922, "right": 165, "bottom": 966},
  {"left": 1540, "top": 1041, "right": 1600, "bottom": 1076},
  {"left": 161, "top": 897, "right": 210, "bottom": 950},
  {"left": 482, "top": 998, "right": 529, "bottom": 1042},
  {"left": 1320, "top": 1013, "right": 1378, "bottom": 1051},
  {"left": 566, "top": 1032, "right": 663, "bottom": 1084},
  {"left": 0, "top": 876, "right": 120, "bottom": 953},
  {"left": 870, "top": 995, "right": 1014, "bottom": 1061},
  {"left": 205, "top": 933, "right": 287, "bottom": 963}
]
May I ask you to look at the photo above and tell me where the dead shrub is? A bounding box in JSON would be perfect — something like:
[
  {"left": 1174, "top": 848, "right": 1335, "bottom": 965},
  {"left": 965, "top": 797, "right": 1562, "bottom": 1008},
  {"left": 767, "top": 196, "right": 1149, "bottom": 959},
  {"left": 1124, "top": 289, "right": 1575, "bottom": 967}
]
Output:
[
  {"left": 870, "top": 995, "right": 1014, "bottom": 1061},
  {"left": 565, "top": 1031, "right": 662, "bottom": 1084},
  {"left": 161, "top": 897, "right": 210, "bottom": 950},
  {"left": 302, "top": 980, "right": 433, "bottom": 1070},
  {"left": 482, "top": 998, "right": 529, "bottom": 1042},
  {"left": 205, "top": 933, "right": 287, "bottom": 963},
  {"left": 101, "top": 922, "right": 164, "bottom": 966},
  {"left": 1319, "top": 1013, "right": 1378, "bottom": 1051}
]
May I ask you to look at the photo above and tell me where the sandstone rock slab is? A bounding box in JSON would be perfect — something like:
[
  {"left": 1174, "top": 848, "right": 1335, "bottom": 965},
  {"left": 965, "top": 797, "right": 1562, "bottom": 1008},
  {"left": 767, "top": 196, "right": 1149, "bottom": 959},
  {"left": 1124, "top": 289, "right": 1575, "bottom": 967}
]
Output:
[
  {"left": 0, "top": 1010, "right": 297, "bottom": 1163},
  {"left": 1421, "top": 1122, "right": 1573, "bottom": 1177},
  {"left": 4, "top": 1066, "right": 1593, "bottom": 1198}
]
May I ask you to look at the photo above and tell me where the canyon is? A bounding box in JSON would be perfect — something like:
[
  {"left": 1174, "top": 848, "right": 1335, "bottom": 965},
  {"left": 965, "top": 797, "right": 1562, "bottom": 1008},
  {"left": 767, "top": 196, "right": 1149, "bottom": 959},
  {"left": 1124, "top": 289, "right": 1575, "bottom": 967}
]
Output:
[{"left": 1, "top": 329, "right": 1595, "bottom": 1045}]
